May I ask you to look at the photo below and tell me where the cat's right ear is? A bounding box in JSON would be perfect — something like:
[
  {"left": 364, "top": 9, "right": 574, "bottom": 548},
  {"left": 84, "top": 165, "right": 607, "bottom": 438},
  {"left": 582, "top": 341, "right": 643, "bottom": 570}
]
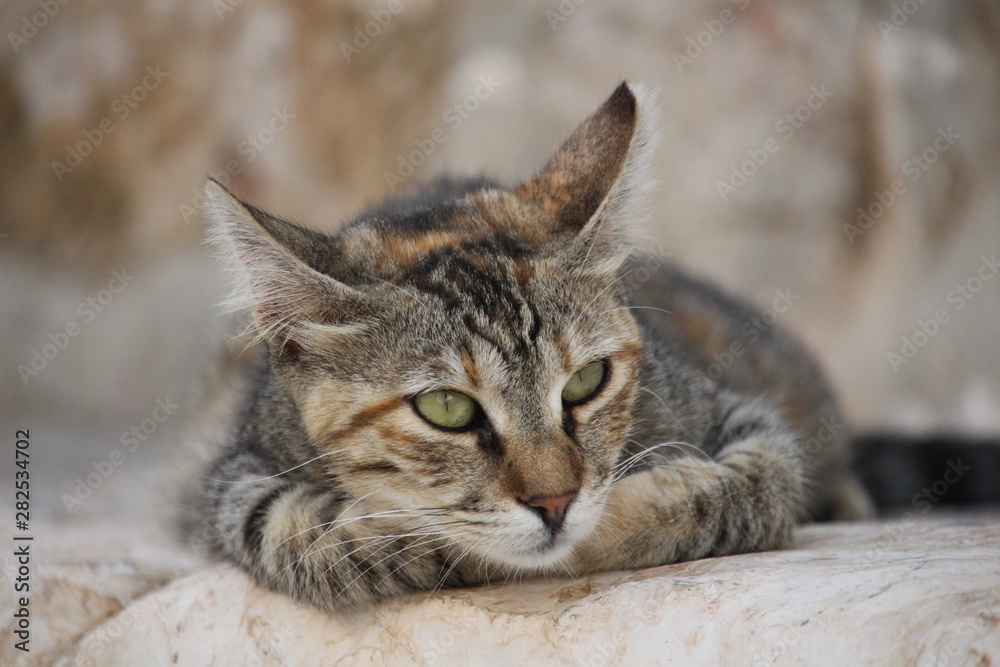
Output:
[
  {"left": 203, "top": 180, "right": 368, "bottom": 357},
  {"left": 515, "top": 82, "right": 658, "bottom": 275}
]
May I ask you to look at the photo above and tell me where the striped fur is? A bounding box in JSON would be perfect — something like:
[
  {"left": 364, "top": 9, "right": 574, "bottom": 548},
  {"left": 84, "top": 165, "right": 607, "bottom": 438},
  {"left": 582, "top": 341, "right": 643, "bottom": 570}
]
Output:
[{"left": 197, "top": 82, "right": 870, "bottom": 611}]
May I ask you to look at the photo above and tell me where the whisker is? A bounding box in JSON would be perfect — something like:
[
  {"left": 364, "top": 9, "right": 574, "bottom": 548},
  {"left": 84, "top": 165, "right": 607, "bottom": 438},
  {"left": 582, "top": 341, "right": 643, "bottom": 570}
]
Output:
[
  {"left": 364, "top": 274, "right": 428, "bottom": 306},
  {"left": 569, "top": 270, "right": 635, "bottom": 330},
  {"left": 610, "top": 455, "right": 717, "bottom": 485},
  {"left": 295, "top": 508, "right": 450, "bottom": 560},
  {"left": 318, "top": 534, "right": 405, "bottom": 579},
  {"left": 250, "top": 490, "right": 377, "bottom": 583},
  {"left": 435, "top": 535, "right": 488, "bottom": 595},
  {"left": 591, "top": 510, "right": 635, "bottom": 561},
  {"left": 302, "top": 517, "right": 468, "bottom": 560},
  {"left": 293, "top": 491, "right": 383, "bottom": 561},
  {"left": 609, "top": 439, "right": 702, "bottom": 482},
  {"left": 203, "top": 449, "right": 348, "bottom": 484},
  {"left": 303, "top": 523, "right": 459, "bottom": 566},
  {"left": 255, "top": 498, "right": 451, "bottom": 584},
  {"left": 369, "top": 535, "right": 457, "bottom": 592},
  {"left": 330, "top": 534, "right": 454, "bottom": 606},
  {"left": 599, "top": 305, "right": 672, "bottom": 317},
  {"left": 319, "top": 524, "right": 455, "bottom": 574},
  {"left": 334, "top": 532, "right": 451, "bottom": 585},
  {"left": 638, "top": 386, "right": 697, "bottom": 441}
]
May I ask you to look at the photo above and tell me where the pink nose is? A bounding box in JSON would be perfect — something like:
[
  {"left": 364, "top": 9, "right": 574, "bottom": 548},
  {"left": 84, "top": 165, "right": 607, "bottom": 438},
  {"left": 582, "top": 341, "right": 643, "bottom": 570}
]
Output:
[{"left": 522, "top": 491, "right": 578, "bottom": 530}]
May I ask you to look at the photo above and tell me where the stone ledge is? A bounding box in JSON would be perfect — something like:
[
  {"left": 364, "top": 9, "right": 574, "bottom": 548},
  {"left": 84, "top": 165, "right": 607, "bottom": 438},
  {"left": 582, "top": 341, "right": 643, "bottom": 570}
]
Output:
[{"left": 13, "top": 518, "right": 991, "bottom": 666}]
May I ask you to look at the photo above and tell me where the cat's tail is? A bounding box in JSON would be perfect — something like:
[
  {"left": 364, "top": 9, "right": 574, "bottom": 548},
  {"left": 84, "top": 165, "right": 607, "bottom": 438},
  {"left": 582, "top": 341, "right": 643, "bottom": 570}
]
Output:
[{"left": 851, "top": 433, "right": 1000, "bottom": 513}]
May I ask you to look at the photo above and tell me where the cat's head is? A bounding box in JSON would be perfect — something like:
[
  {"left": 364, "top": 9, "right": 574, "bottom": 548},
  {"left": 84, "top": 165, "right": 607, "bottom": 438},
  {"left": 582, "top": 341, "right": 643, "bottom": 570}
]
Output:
[{"left": 206, "top": 82, "right": 658, "bottom": 570}]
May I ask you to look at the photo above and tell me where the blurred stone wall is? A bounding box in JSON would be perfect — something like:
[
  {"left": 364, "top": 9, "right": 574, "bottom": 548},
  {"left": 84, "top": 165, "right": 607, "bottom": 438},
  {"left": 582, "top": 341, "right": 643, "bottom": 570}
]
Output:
[{"left": 1, "top": 0, "right": 998, "bottom": 521}]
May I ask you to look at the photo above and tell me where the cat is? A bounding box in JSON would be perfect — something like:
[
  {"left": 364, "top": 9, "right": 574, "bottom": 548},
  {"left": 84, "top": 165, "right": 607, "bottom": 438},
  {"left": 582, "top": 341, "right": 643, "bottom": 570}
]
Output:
[{"left": 197, "top": 82, "right": 873, "bottom": 611}]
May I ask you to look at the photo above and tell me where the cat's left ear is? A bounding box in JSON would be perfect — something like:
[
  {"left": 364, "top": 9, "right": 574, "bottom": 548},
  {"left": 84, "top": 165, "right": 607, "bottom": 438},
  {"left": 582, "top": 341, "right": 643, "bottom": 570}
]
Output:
[
  {"left": 515, "top": 82, "right": 658, "bottom": 274},
  {"left": 204, "top": 180, "right": 371, "bottom": 357}
]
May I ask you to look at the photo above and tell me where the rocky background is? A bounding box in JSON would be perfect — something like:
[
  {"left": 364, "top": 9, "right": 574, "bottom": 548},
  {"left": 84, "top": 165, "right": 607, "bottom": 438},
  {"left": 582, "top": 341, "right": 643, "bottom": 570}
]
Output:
[{"left": 1, "top": 0, "right": 999, "bottom": 532}]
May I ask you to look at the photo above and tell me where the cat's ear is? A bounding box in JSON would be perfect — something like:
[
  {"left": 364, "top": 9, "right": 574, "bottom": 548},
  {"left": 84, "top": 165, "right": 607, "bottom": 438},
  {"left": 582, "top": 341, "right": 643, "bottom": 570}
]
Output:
[
  {"left": 515, "top": 82, "right": 658, "bottom": 274},
  {"left": 204, "top": 180, "right": 368, "bottom": 357}
]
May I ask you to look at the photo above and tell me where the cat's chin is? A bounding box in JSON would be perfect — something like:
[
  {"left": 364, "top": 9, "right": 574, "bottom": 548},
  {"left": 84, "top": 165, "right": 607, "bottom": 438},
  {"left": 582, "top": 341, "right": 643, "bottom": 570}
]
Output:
[
  {"left": 473, "top": 495, "right": 607, "bottom": 571},
  {"left": 472, "top": 516, "right": 600, "bottom": 572},
  {"left": 485, "top": 534, "right": 581, "bottom": 572}
]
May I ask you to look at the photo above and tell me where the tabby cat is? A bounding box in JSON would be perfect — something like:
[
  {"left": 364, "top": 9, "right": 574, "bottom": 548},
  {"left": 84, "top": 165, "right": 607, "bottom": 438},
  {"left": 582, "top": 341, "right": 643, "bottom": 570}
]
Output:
[{"left": 198, "top": 82, "right": 872, "bottom": 611}]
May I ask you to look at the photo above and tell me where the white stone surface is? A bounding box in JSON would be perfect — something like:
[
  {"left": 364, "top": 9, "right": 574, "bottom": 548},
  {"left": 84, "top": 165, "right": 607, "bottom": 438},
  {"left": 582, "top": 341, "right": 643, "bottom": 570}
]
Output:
[
  {"left": 9, "top": 517, "right": 994, "bottom": 666},
  {"left": 0, "top": 520, "right": 204, "bottom": 666}
]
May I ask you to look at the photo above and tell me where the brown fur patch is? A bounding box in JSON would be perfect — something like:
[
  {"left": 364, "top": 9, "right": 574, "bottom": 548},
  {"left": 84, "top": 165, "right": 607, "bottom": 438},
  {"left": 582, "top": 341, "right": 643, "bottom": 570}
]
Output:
[
  {"left": 380, "top": 230, "right": 468, "bottom": 267},
  {"left": 350, "top": 461, "right": 402, "bottom": 474},
  {"left": 513, "top": 259, "right": 535, "bottom": 294},
  {"left": 615, "top": 338, "right": 643, "bottom": 363},
  {"left": 501, "top": 436, "right": 584, "bottom": 501},
  {"left": 321, "top": 396, "right": 402, "bottom": 444},
  {"left": 460, "top": 347, "right": 479, "bottom": 387},
  {"left": 555, "top": 331, "right": 574, "bottom": 371},
  {"left": 377, "top": 424, "right": 457, "bottom": 473}
]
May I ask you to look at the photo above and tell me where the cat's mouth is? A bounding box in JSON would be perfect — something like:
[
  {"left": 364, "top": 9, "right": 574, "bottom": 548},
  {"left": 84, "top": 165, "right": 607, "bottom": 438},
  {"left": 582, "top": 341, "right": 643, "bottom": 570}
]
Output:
[
  {"left": 527, "top": 528, "right": 591, "bottom": 568},
  {"left": 472, "top": 499, "right": 601, "bottom": 570}
]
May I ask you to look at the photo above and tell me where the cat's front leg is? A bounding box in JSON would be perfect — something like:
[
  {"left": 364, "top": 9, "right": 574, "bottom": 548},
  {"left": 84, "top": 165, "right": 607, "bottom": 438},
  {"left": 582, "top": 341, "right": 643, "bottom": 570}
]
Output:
[
  {"left": 203, "top": 451, "right": 459, "bottom": 610},
  {"left": 569, "top": 401, "right": 806, "bottom": 573}
]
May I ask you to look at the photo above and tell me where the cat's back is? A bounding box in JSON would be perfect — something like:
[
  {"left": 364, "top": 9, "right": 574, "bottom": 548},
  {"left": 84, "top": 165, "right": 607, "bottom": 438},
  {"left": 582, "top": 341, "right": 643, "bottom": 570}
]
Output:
[{"left": 630, "top": 260, "right": 843, "bottom": 449}]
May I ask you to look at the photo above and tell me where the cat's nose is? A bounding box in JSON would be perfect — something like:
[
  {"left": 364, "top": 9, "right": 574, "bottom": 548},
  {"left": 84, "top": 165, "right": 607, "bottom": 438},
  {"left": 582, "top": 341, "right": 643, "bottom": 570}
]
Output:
[{"left": 522, "top": 490, "right": 578, "bottom": 531}]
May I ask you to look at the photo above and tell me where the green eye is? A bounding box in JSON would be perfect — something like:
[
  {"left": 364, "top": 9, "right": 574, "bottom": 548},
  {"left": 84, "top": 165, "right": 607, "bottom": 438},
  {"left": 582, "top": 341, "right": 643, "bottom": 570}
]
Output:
[
  {"left": 413, "top": 390, "right": 479, "bottom": 430},
  {"left": 562, "top": 361, "right": 606, "bottom": 404}
]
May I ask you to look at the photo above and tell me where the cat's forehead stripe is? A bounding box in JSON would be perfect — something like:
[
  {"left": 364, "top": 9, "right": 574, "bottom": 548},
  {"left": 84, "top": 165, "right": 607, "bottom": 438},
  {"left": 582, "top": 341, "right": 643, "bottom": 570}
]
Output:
[{"left": 369, "top": 190, "right": 548, "bottom": 271}]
